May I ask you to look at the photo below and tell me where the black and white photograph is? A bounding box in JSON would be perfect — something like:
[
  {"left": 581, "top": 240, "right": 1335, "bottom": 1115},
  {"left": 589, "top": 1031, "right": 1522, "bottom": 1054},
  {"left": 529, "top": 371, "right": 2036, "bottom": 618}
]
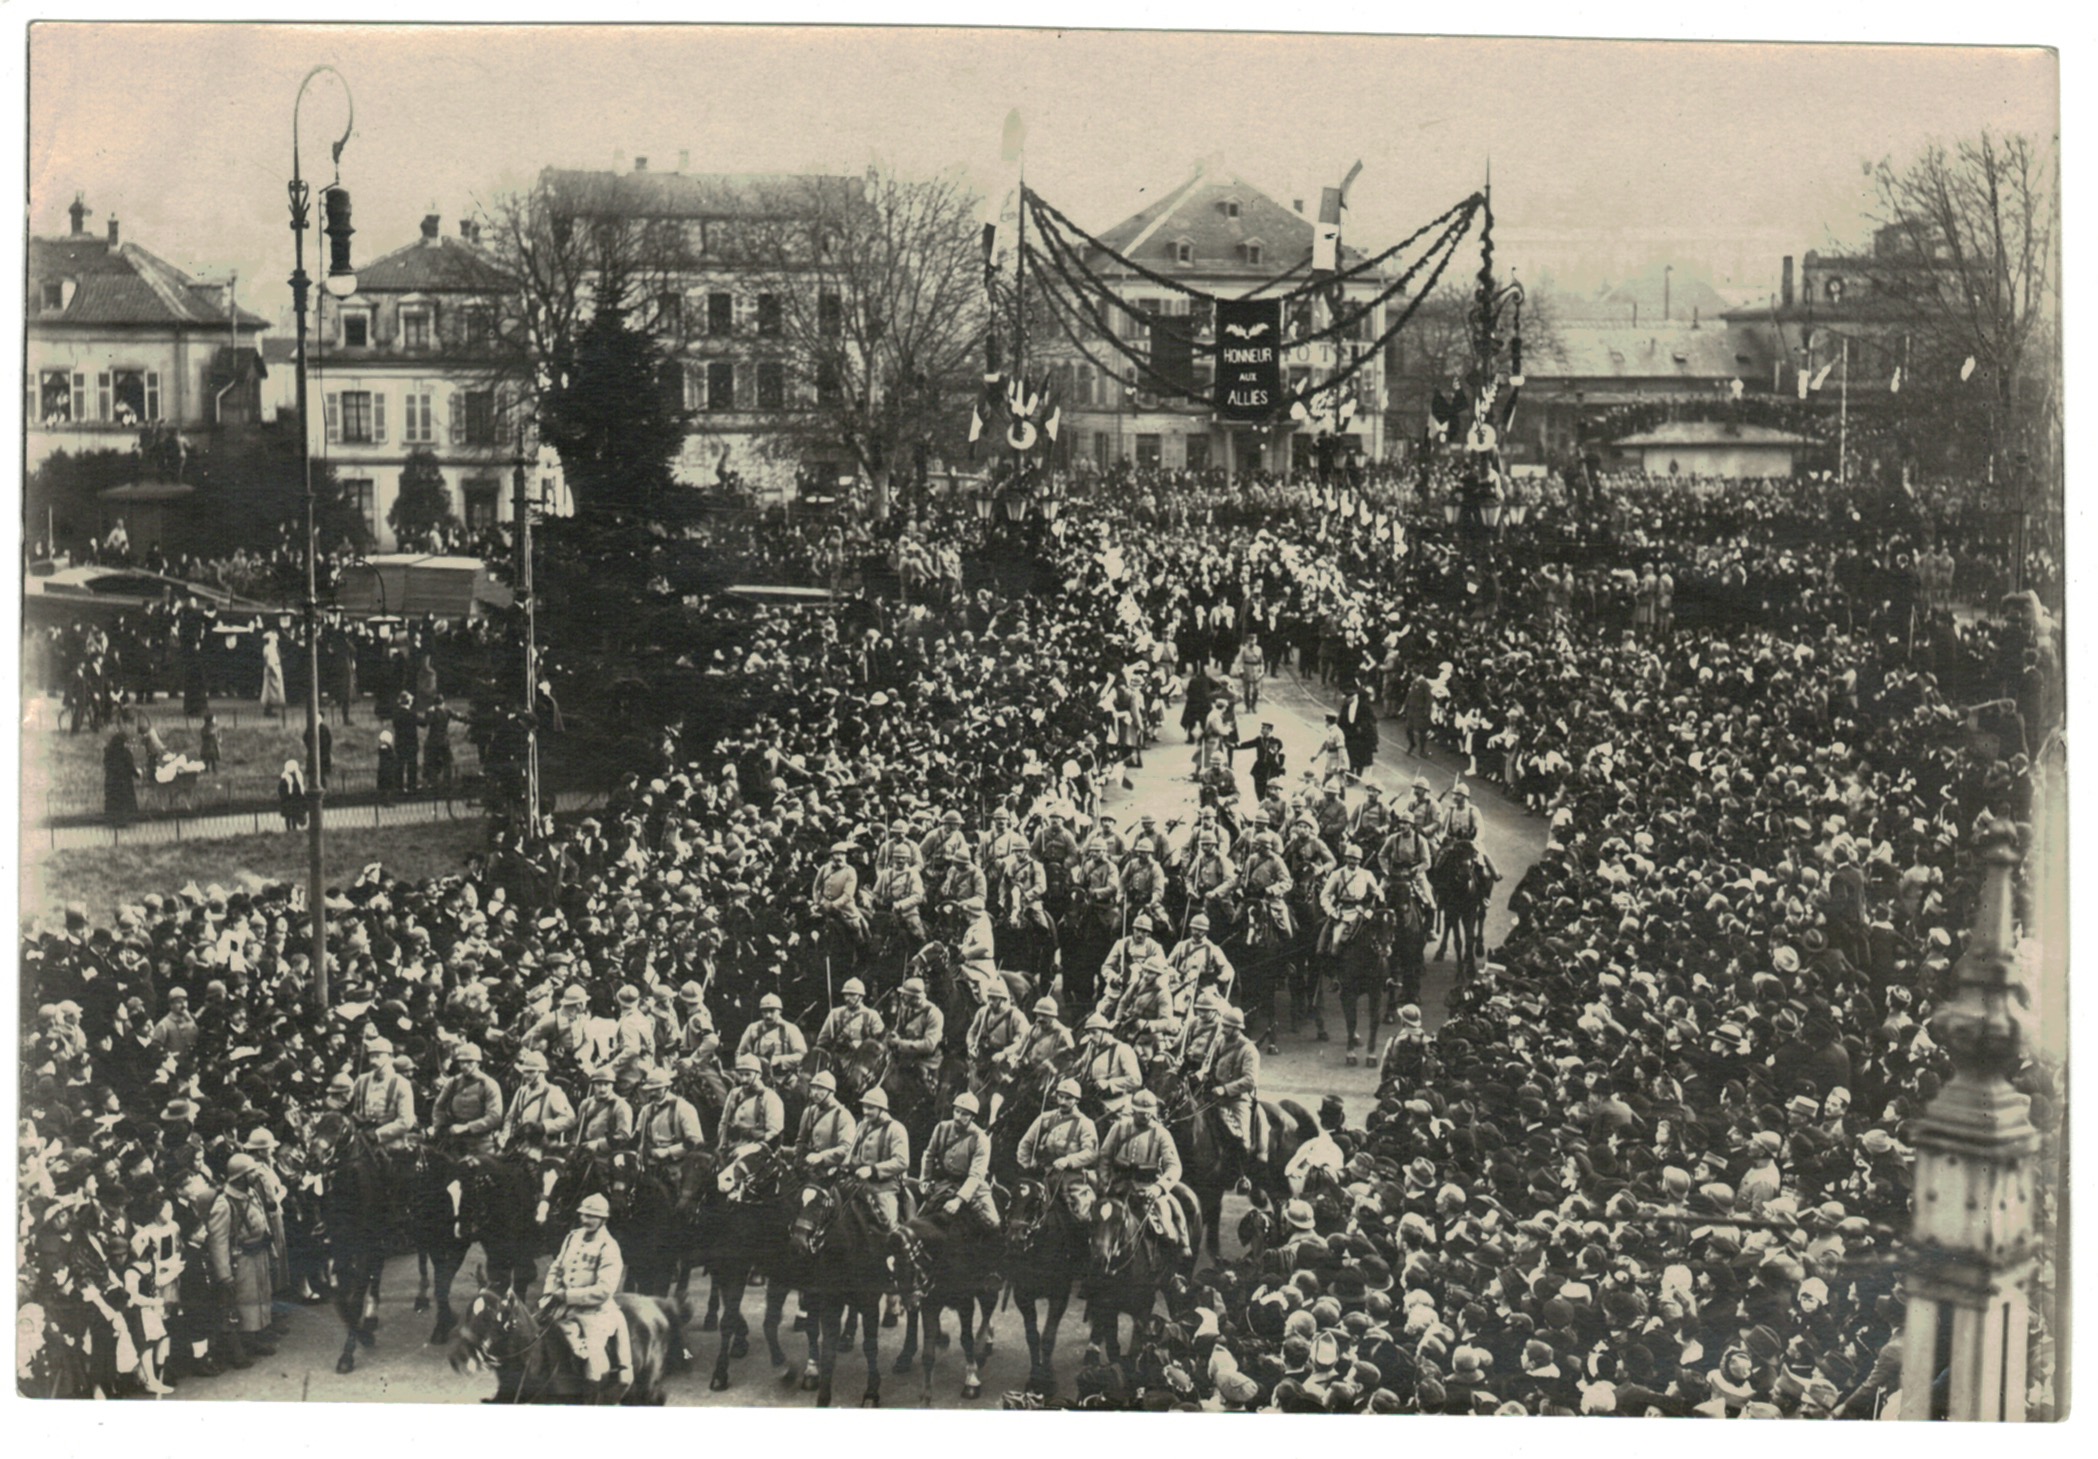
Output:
[{"left": 9, "top": 12, "right": 2071, "bottom": 1427}]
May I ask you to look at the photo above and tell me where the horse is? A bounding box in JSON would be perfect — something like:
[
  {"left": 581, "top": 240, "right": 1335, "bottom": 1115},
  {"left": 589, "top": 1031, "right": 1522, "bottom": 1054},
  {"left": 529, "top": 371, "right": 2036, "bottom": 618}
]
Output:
[
  {"left": 446, "top": 1274, "right": 681, "bottom": 1405},
  {"left": 1226, "top": 893, "right": 1294, "bottom": 1054},
  {"left": 779, "top": 1174, "right": 896, "bottom": 1407},
  {"left": 1330, "top": 906, "right": 1397, "bottom": 1065},
  {"left": 1430, "top": 841, "right": 1500, "bottom": 978},
  {"left": 408, "top": 1142, "right": 545, "bottom": 1346},
  {"left": 1083, "top": 1182, "right": 1203, "bottom": 1365},
  {"left": 1003, "top": 1173, "right": 1094, "bottom": 1396},
  {"left": 890, "top": 1187, "right": 1004, "bottom": 1402},
  {"left": 296, "top": 1109, "right": 397, "bottom": 1376},
  {"left": 1284, "top": 888, "right": 1330, "bottom": 1041},
  {"left": 702, "top": 1145, "right": 798, "bottom": 1393},
  {"left": 1153, "top": 1066, "right": 1318, "bottom": 1258},
  {"left": 1385, "top": 879, "right": 1432, "bottom": 1013},
  {"left": 1057, "top": 896, "right": 1121, "bottom": 1015}
]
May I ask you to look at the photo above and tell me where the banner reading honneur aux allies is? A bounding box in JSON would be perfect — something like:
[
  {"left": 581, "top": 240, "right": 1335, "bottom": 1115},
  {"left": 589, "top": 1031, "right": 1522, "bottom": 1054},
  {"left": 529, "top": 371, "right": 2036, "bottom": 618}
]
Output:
[{"left": 1214, "top": 297, "right": 1282, "bottom": 421}]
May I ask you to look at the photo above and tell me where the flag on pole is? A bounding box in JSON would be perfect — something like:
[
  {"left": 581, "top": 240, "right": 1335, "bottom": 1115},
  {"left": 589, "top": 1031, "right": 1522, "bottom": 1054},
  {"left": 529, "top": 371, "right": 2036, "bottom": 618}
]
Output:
[
  {"left": 1796, "top": 367, "right": 1810, "bottom": 400},
  {"left": 1044, "top": 405, "right": 1061, "bottom": 442},
  {"left": 1810, "top": 362, "right": 1835, "bottom": 391},
  {"left": 1960, "top": 356, "right": 1977, "bottom": 382},
  {"left": 1312, "top": 186, "right": 1344, "bottom": 275},
  {"left": 968, "top": 403, "right": 984, "bottom": 445},
  {"left": 1889, "top": 366, "right": 1903, "bottom": 394}
]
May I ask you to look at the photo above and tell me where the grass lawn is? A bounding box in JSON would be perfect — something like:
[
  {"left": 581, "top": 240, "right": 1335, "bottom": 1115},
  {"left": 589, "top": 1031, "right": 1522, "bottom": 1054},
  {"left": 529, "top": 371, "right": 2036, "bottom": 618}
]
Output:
[
  {"left": 22, "top": 694, "right": 481, "bottom": 821},
  {"left": 20, "top": 819, "right": 489, "bottom": 930}
]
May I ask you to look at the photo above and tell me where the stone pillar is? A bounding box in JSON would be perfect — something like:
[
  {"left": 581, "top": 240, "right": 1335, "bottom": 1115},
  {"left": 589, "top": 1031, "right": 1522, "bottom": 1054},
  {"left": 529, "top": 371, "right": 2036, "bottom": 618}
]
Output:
[{"left": 1899, "top": 815, "right": 2039, "bottom": 1421}]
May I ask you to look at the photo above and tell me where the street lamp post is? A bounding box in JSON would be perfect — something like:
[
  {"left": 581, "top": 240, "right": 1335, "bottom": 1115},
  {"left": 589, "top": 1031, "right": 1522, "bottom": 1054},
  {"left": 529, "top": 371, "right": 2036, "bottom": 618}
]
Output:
[{"left": 289, "top": 65, "right": 357, "bottom": 1006}]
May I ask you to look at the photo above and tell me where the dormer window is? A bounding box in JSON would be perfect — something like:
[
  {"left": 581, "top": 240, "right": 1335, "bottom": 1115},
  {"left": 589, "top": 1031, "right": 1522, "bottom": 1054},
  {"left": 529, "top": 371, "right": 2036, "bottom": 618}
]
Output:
[
  {"left": 1240, "top": 240, "right": 1264, "bottom": 266},
  {"left": 400, "top": 305, "right": 433, "bottom": 352},
  {"left": 1219, "top": 197, "right": 1242, "bottom": 219},
  {"left": 1172, "top": 238, "right": 1195, "bottom": 265},
  {"left": 340, "top": 308, "right": 371, "bottom": 348},
  {"left": 41, "top": 279, "right": 66, "bottom": 311}
]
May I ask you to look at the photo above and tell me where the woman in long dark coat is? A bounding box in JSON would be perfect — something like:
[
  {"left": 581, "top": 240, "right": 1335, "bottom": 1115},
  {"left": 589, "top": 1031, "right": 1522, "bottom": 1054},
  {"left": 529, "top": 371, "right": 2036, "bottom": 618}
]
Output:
[{"left": 104, "top": 730, "right": 140, "bottom": 823}]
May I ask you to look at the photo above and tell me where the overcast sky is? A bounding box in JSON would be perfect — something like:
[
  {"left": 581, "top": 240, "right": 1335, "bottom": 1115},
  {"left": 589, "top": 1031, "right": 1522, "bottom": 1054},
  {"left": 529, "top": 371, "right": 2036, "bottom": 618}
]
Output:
[{"left": 28, "top": 24, "right": 2056, "bottom": 318}]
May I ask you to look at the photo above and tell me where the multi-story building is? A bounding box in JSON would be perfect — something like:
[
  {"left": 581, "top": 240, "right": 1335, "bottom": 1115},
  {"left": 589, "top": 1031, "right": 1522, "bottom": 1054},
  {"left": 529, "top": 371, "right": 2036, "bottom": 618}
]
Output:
[
  {"left": 538, "top": 161, "right": 865, "bottom": 500},
  {"left": 1038, "top": 168, "right": 1388, "bottom": 476},
  {"left": 26, "top": 196, "right": 269, "bottom": 474},
  {"left": 293, "top": 213, "right": 556, "bottom": 550}
]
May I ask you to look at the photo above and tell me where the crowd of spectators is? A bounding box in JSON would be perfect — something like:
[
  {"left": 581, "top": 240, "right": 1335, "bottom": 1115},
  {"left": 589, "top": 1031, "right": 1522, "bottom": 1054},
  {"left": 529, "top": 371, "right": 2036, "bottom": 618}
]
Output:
[{"left": 17, "top": 462, "right": 2062, "bottom": 1413}]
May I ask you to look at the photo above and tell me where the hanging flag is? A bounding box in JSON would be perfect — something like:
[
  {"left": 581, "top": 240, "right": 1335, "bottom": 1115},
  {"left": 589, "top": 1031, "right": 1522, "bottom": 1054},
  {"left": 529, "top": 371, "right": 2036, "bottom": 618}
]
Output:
[
  {"left": 1043, "top": 404, "right": 1061, "bottom": 442},
  {"left": 968, "top": 403, "right": 984, "bottom": 445},
  {"left": 1810, "top": 362, "right": 1835, "bottom": 391},
  {"left": 1312, "top": 186, "right": 1345, "bottom": 275},
  {"left": 1795, "top": 367, "right": 1811, "bottom": 401},
  {"left": 1960, "top": 356, "right": 1977, "bottom": 382},
  {"left": 1889, "top": 366, "right": 1903, "bottom": 394}
]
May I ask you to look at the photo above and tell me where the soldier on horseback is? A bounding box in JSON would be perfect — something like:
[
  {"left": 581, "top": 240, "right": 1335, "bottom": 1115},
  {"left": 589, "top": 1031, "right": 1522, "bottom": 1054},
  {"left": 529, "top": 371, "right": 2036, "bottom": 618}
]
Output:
[
  {"left": 886, "top": 976, "right": 945, "bottom": 1095},
  {"left": 717, "top": 1055, "right": 785, "bottom": 1197},
  {"left": 1378, "top": 805, "right": 1435, "bottom": 914},
  {"left": 870, "top": 839, "right": 927, "bottom": 945},
  {"left": 1016, "top": 998, "right": 1074, "bottom": 1088},
  {"left": 1317, "top": 844, "right": 1383, "bottom": 955},
  {"left": 673, "top": 982, "right": 719, "bottom": 1064},
  {"left": 1116, "top": 842, "right": 1170, "bottom": 926},
  {"left": 1096, "top": 1091, "right": 1189, "bottom": 1259},
  {"left": 431, "top": 1041, "right": 504, "bottom": 1165},
  {"left": 1436, "top": 783, "right": 1501, "bottom": 881},
  {"left": 1166, "top": 913, "right": 1236, "bottom": 1003},
  {"left": 846, "top": 1088, "right": 910, "bottom": 1232},
  {"left": 737, "top": 993, "right": 808, "bottom": 1082},
  {"left": 526, "top": 984, "right": 602, "bottom": 1078},
  {"left": 542, "top": 1193, "right": 625, "bottom": 1393},
  {"left": 504, "top": 1049, "right": 576, "bottom": 1148},
  {"left": 574, "top": 1067, "right": 632, "bottom": 1154},
  {"left": 809, "top": 842, "right": 866, "bottom": 945},
  {"left": 1098, "top": 912, "right": 1168, "bottom": 1014},
  {"left": 633, "top": 1066, "right": 703, "bottom": 1170},
  {"left": 1017, "top": 1079, "right": 1098, "bottom": 1210},
  {"left": 1112, "top": 956, "right": 1187, "bottom": 1065},
  {"left": 1196, "top": 1007, "right": 1264, "bottom": 1176},
  {"left": 965, "top": 982, "right": 1030, "bottom": 1120},
  {"left": 922, "top": 1093, "right": 999, "bottom": 1231},
  {"left": 1077, "top": 1012, "right": 1143, "bottom": 1110},
  {"left": 1404, "top": 776, "right": 1441, "bottom": 853},
  {"left": 351, "top": 1038, "right": 417, "bottom": 1152},
  {"left": 874, "top": 818, "right": 923, "bottom": 876},
  {"left": 793, "top": 1070, "right": 858, "bottom": 1175},
  {"left": 816, "top": 978, "right": 885, "bottom": 1065}
]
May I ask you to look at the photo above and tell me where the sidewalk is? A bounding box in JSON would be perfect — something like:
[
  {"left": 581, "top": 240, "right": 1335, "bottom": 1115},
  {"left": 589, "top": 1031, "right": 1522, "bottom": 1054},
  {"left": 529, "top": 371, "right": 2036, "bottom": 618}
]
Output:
[{"left": 33, "top": 788, "right": 608, "bottom": 852}]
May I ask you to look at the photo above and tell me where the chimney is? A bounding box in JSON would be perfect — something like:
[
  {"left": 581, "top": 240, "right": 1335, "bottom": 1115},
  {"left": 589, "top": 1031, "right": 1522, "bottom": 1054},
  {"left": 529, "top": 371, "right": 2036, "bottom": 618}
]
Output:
[
  {"left": 634, "top": 156, "right": 649, "bottom": 172},
  {"left": 1632, "top": 301, "right": 1638, "bottom": 328},
  {"left": 68, "top": 193, "right": 86, "bottom": 235},
  {"left": 1292, "top": 199, "right": 1304, "bottom": 214},
  {"left": 1692, "top": 306, "right": 1700, "bottom": 330},
  {"left": 107, "top": 216, "right": 120, "bottom": 248},
  {"left": 421, "top": 213, "right": 441, "bottom": 243},
  {"left": 678, "top": 149, "right": 690, "bottom": 172},
  {"left": 1781, "top": 255, "right": 1794, "bottom": 309}
]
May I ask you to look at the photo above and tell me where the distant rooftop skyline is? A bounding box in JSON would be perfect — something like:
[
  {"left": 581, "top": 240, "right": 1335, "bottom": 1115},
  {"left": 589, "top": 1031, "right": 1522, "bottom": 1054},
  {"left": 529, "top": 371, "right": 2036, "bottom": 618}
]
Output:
[{"left": 29, "top": 25, "right": 2056, "bottom": 330}]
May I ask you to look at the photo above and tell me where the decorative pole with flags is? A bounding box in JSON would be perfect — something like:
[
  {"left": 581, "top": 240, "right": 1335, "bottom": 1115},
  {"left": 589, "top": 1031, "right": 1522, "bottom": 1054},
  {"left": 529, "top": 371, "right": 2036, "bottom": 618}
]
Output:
[{"left": 1005, "top": 109, "right": 1027, "bottom": 501}]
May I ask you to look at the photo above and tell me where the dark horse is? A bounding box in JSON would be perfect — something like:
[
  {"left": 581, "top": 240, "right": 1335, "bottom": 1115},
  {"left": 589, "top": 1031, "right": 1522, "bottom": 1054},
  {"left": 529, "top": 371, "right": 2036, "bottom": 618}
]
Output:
[
  {"left": 409, "top": 1143, "right": 546, "bottom": 1347},
  {"left": 1226, "top": 894, "right": 1294, "bottom": 1054},
  {"left": 1083, "top": 1183, "right": 1202, "bottom": 1365},
  {"left": 1328, "top": 906, "right": 1398, "bottom": 1065},
  {"left": 1058, "top": 896, "right": 1121, "bottom": 1017},
  {"left": 1430, "top": 841, "right": 1500, "bottom": 979},
  {"left": 1004, "top": 1173, "right": 1093, "bottom": 1396},
  {"left": 779, "top": 1175, "right": 896, "bottom": 1407},
  {"left": 1153, "top": 1066, "right": 1318, "bottom": 1258},
  {"left": 701, "top": 1146, "right": 797, "bottom": 1393},
  {"left": 297, "top": 1109, "right": 393, "bottom": 1375},
  {"left": 446, "top": 1276, "right": 682, "bottom": 1405},
  {"left": 891, "top": 1190, "right": 1004, "bottom": 1402}
]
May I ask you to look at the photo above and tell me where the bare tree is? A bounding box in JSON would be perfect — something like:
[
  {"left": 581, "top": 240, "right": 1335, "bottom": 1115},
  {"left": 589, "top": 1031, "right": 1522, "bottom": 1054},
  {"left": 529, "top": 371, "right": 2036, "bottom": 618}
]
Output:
[
  {"left": 736, "top": 167, "right": 992, "bottom": 516},
  {"left": 1863, "top": 131, "right": 2060, "bottom": 488}
]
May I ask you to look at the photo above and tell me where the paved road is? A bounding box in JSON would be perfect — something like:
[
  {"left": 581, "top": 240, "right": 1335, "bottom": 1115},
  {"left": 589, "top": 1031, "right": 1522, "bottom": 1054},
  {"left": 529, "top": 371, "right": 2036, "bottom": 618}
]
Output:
[{"left": 173, "top": 669, "right": 1546, "bottom": 1407}]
